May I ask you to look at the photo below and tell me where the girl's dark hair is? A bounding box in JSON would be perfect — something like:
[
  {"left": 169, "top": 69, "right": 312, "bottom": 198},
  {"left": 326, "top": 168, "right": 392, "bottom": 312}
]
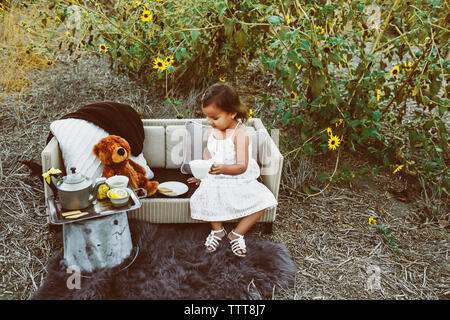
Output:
[{"left": 201, "top": 83, "right": 248, "bottom": 122}]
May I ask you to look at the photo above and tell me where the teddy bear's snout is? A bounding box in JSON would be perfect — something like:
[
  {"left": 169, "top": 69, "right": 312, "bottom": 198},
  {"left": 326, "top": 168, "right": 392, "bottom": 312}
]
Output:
[{"left": 111, "top": 146, "right": 128, "bottom": 163}]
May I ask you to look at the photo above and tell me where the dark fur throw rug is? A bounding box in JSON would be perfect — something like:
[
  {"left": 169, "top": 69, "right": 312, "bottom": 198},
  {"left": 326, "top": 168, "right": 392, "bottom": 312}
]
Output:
[{"left": 32, "top": 221, "right": 296, "bottom": 300}]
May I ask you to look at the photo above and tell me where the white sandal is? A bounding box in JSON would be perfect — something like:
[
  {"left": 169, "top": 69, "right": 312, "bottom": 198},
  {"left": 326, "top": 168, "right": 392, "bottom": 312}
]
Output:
[
  {"left": 204, "top": 228, "right": 226, "bottom": 253},
  {"left": 228, "top": 230, "right": 247, "bottom": 257}
]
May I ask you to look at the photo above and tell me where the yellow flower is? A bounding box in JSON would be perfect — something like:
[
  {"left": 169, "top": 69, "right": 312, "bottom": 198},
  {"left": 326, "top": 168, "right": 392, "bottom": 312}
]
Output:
[
  {"left": 295, "top": 63, "right": 302, "bottom": 70},
  {"left": 368, "top": 217, "right": 377, "bottom": 226},
  {"left": 249, "top": 109, "right": 254, "bottom": 118},
  {"left": 46, "top": 60, "right": 53, "bottom": 66},
  {"left": 393, "top": 164, "right": 404, "bottom": 174},
  {"left": 316, "top": 26, "right": 325, "bottom": 34},
  {"left": 309, "top": 7, "right": 315, "bottom": 16},
  {"left": 285, "top": 15, "right": 291, "bottom": 24},
  {"left": 290, "top": 91, "right": 297, "bottom": 101},
  {"left": 0, "top": 3, "right": 4, "bottom": 11},
  {"left": 153, "top": 57, "right": 166, "bottom": 71},
  {"left": 141, "top": 10, "right": 153, "bottom": 22},
  {"left": 335, "top": 118, "right": 343, "bottom": 127},
  {"left": 241, "top": 52, "right": 247, "bottom": 59},
  {"left": 219, "top": 77, "right": 226, "bottom": 82},
  {"left": 390, "top": 65, "right": 400, "bottom": 77},
  {"left": 132, "top": 1, "right": 140, "bottom": 7},
  {"left": 42, "top": 168, "right": 62, "bottom": 184},
  {"left": 99, "top": 44, "right": 109, "bottom": 52},
  {"left": 165, "top": 55, "right": 174, "bottom": 66},
  {"left": 376, "top": 89, "right": 381, "bottom": 102},
  {"left": 328, "top": 135, "right": 341, "bottom": 150},
  {"left": 327, "top": 127, "right": 333, "bottom": 136},
  {"left": 323, "top": 46, "right": 331, "bottom": 54},
  {"left": 403, "top": 61, "right": 412, "bottom": 71}
]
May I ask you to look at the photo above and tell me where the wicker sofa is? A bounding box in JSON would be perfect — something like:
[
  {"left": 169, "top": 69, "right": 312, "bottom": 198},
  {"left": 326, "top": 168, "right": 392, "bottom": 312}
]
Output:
[{"left": 41, "top": 118, "right": 283, "bottom": 232}]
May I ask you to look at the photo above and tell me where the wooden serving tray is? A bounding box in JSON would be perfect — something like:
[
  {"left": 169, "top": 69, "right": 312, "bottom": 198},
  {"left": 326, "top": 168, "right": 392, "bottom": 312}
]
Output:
[{"left": 47, "top": 188, "right": 142, "bottom": 225}]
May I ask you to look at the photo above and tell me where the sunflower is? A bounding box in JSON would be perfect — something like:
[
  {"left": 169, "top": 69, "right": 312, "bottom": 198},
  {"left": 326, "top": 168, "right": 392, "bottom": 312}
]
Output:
[
  {"left": 316, "top": 26, "right": 325, "bottom": 34},
  {"left": 328, "top": 135, "right": 341, "bottom": 150},
  {"left": 376, "top": 89, "right": 381, "bottom": 102},
  {"left": 153, "top": 57, "right": 166, "bottom": 70},
  {"left": 403, "top": 61, "right": 412, "bottom": 71},
  {"left": 323, "top": 46, "right": 331, "bottom": 54},
  {"left": 141, "top": 10, "right": 153, "bottom": 22},
  {"left": 214, "top": 62, "right": 220, "bottom": 70},
  {"left": 290, "top": 91, "right": 297, "bottom": 101},
  {"left": 132, "top": 1, "right": 140, "bottom": 7},
  {"left": 219, "top": 77, "right": 226, "bottom": 82},
  {"left": 0, "top": 3, "right": 4, "bottom": 11},
  {"left": 165, "top": 55, "right": 174, "bottom": 66},
  {"left": 241, "top": 52, "right": 247, "bottom": 59},
  {"left": 390, "top": 65, "right": 400, "bottom": 77},
  {"left": 368, "top": 217, "right": 377, "bottom": 226},
  {"left": 327, "top": 127, "right": 332, "bottom": 136},
  {"left": 393, "top": 164, "right": 404, "bottom": 174},
  {"left": 98, "top": 44, "right": 109, "bottom": 52},
  {"left": 46, "top": 60, "right": 53, "bottom": 66},
  {"left": 335, "top": 118, "right": 343, "bottom": 127}
]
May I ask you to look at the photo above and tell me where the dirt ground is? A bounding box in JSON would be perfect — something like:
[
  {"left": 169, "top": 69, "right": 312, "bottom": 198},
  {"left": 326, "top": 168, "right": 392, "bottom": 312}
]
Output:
[{"left": 0, "top": 54, "right": 448, "bottom": 300}]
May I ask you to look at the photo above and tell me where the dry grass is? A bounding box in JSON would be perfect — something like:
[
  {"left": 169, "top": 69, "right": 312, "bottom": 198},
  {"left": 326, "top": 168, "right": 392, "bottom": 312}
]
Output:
[{"left": 0, "top": 1, "right": 60, "bottom": 99}]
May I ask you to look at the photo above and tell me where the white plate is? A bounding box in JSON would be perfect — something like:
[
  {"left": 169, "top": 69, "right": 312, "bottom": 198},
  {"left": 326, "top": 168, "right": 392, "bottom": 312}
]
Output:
[{"left": 157, "top": 181, "right": 189, "bottom": 197}]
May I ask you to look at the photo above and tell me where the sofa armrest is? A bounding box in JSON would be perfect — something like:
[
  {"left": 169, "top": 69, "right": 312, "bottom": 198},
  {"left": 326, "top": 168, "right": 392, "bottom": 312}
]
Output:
[
  {"left": 41, "top": 137, "right": 65, "bottom": 200},
  {"left": 260, "top": 135, "right": 283, "bottom": 200}
]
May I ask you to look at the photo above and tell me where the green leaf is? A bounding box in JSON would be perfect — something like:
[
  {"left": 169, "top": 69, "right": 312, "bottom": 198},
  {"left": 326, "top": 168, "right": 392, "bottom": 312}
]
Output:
[
  {"left": 311, "top": 57, "right": 323, "bottom": 68},
  {"left": 318, "top": 172, "right": 329, "bottom": 182},
  {"left": 268, "top": 16, "right": 282, "bottom": 24},
  {"left": 299, "top": 40, "right": 310, "bottom": 51},
  {"left": 190, "top": 30, "right": 200, "bottom": 42},
  {"left": 348, "top": 119, "right": 361, "bottom": 127}
]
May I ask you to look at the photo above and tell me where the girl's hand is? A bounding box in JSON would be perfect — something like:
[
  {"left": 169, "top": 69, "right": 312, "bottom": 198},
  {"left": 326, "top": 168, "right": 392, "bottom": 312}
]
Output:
[
  {"left": 209, "top": 164, "right": 226, "bottom": 175},
  {"left": 187, "top": 177, "right": 201, "bottom": 185}
]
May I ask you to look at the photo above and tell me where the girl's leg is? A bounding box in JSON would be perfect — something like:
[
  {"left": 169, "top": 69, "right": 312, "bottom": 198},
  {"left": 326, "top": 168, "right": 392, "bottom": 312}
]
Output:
[{"left": 229, "top": 209, "right": 265, "bottom": 255}]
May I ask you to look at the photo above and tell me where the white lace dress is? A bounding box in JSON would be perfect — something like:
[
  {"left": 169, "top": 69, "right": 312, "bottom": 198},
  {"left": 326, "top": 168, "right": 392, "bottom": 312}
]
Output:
[{"left": 190, "top": 125, "right": 278, "bottom": 222}]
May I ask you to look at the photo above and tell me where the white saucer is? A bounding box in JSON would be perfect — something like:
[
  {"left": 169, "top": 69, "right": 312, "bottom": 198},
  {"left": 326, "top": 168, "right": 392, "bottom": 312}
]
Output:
[{"left": 157, "top": 181, "right": 188, "bottom": 197}]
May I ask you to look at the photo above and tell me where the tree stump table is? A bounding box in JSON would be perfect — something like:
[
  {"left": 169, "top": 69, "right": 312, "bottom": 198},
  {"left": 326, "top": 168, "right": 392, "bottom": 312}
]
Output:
[{"left": 63, "top": 211, "right": 133, "bottom": 273}]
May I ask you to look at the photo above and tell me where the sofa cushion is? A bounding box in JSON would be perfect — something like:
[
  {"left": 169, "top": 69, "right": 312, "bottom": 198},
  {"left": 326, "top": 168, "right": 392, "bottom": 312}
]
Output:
[
  {"left": 143, "top": 126, "right": 165, "bottom": 168},
  {"left": 50, "top": 118, "right": 154, "bottom": 179},
  {"left": 165, "top": 125, "right": 187, "bottom": 169}
]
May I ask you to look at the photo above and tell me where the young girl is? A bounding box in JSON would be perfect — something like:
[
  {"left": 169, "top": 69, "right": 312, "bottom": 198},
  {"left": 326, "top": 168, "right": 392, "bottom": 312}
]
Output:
[{"left": 187, "top": 83, "right": 277, "bottom": 257}]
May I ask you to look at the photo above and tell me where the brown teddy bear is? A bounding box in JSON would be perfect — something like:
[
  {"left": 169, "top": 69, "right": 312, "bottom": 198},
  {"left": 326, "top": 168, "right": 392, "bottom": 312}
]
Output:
[{"left": 93, "top": 135, "right": 159, "bottom": 197}]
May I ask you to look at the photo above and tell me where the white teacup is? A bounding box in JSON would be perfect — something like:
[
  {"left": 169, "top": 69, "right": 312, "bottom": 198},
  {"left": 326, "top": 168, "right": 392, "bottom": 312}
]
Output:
[
  {"left": 106, "top": 175, "right": 129, "bottom": 189},
  {"left": 189, "top": 160, "right": 213, "bottom": 179}
]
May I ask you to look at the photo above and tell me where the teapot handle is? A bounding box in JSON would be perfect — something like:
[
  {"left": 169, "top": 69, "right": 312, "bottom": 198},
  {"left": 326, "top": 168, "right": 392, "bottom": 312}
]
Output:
[{"left": 89, "top": 177, "right": 107, "bottom": 203}]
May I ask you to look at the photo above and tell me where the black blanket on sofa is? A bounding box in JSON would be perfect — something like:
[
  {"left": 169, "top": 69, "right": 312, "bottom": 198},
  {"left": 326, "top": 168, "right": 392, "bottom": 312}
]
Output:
[{"left": 46, "top": 102, "right": 145, "bottom": 156}]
